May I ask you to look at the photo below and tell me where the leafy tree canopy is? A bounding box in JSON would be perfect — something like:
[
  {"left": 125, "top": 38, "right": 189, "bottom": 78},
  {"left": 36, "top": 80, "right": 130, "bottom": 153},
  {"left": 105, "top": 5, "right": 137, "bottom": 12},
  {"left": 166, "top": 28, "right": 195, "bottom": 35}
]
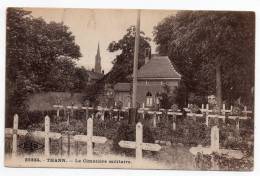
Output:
[
  {"left": 6, "top": 8, "right": 87, "bottom": 125},
  {"left": 107, "top": 26, "right": 151, "bottom": 84},
  {"left": 153, "top": 11, "right": 254, "bottom": 105}
]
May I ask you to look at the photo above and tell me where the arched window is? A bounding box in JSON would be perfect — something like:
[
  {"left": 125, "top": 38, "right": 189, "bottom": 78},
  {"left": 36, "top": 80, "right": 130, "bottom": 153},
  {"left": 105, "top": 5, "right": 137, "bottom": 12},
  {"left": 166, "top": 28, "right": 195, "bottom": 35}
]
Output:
[{"left": 146, "top": 92, "right": 153, "bottom": 106}]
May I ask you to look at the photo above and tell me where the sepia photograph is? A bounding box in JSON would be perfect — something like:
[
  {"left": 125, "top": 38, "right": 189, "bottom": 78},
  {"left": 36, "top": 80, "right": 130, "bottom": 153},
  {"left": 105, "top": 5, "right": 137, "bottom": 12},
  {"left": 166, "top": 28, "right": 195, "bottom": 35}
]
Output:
[{"left": 4, "top": 7, "right": 255, "bottom": 171}]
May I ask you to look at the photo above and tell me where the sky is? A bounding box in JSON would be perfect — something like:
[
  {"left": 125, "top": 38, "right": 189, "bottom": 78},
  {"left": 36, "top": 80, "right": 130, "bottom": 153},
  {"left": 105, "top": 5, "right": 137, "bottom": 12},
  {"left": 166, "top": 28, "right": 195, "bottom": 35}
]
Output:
[{"left": 25, "top": 8, "right": 177, "bottom": 73}]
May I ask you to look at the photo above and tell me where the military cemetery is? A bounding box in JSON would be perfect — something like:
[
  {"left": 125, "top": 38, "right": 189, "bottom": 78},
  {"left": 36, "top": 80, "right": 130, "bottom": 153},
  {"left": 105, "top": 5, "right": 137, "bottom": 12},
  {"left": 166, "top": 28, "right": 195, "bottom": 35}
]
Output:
[{"left": 5, "top": 8, "right": 254, "bottom": 171}]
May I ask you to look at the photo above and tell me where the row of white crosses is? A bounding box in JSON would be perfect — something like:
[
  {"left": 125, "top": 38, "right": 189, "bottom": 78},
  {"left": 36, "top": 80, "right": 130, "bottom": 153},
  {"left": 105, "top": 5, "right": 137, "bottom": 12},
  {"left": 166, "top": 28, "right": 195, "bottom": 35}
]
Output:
[
  {"left": 137, "top": 103, "right": 182, "bottom": 129},
  {"left": 119, "top": 122, "right": 162, "bottom": 161},
  {"left": 5, "top": 114, "right": 61, "bottom": 157},
  {"left": 6, "top": 114, "right": 161, "bottom": 161},
  {"left": 186, "top": 104, "right": 252, "bottom": 130},
  {"left": 5, "top": 114, "right": 107, "bottom": 157},
  {"left": 53, "top": 104, "right": 128, "bottom": 122},
  {"left": 5, "top": 115, "right": 109, "bottom": 157},
  {"left": 200, "top": 104, "right": 252, "bottom": 117},
  {"left": 189, "top": 125, "right": 243, "bottom": 169}
]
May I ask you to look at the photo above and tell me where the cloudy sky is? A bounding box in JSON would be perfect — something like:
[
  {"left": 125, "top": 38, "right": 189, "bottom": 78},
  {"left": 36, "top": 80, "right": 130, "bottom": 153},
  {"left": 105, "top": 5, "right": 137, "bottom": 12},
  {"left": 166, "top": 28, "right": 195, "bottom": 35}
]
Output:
[{"left": 25, "top": 8, "right": 177, "bottom": 73}]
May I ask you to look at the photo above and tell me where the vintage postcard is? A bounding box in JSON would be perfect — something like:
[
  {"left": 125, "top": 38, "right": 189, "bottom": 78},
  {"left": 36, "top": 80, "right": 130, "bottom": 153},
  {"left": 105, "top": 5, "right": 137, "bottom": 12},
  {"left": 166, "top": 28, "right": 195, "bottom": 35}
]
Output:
[{"left": 5, "top": 7, "right": 255, "bottom": 171}]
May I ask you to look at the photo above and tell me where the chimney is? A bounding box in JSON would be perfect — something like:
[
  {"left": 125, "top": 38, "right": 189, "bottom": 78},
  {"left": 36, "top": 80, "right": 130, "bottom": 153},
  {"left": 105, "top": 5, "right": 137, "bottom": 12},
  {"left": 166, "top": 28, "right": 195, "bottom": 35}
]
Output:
[{"left": 145, "top": 48, "right": 151, "bottom": 64}]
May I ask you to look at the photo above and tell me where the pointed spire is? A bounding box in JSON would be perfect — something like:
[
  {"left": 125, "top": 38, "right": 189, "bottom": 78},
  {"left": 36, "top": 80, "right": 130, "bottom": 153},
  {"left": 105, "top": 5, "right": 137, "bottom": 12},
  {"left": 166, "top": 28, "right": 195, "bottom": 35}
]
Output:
[
  {"left": 97, "top": 42, "right": 100, "bottom": 56},
  {"left": 94, "top": 42, "right": 102, "bottom": 73}
]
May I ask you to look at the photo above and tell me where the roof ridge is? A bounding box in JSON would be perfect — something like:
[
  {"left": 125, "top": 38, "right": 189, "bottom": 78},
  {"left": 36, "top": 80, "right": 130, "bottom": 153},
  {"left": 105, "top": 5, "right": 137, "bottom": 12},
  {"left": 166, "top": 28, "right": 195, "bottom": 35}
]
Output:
[
  {"left": 167, "top": 57, "right": 182, "bottom": 77},
  {"left": 136, "top": 55, "right": 181, "bottom": 79}
]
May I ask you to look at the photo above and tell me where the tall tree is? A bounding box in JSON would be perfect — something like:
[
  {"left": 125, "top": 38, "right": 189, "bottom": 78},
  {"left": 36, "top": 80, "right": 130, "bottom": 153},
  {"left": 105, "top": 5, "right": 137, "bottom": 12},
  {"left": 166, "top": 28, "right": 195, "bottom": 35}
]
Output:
[
  {"left": 154, "top": 11, "right": 255, "bottom": 107},
  {"left": 6, "top": 8, "right": 82, "bottom": 125},
  {"left": 107, "top": 26, "right": 151, "bottom": 84}
]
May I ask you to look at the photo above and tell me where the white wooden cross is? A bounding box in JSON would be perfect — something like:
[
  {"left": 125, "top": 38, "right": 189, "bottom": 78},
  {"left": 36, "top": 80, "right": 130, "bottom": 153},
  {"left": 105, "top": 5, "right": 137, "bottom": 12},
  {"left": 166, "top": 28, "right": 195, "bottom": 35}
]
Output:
[
  {"left": 242, "top": 106, "right": 253, "bottom": 118},
  {"left": 207, "top": 114, "right": 226, "bottom": 123},
  {"left": 167, "top": 111, "right": 182, "bottom": 130},
  {"left": 119, "top": 122, "right": 161, "bottom": 161},
  {"left": 221, "top": 104, "right": 233, "bottom": 122},
  {"left": 65, "top": 104, "right": 78, "bottom": 124},
  {"left": 187, "top": 113, "right": 203, "bottom": 122},
  {"left": 147, "top": 111, "right": 162, "bottom": 128},
  {"left": 200, "top": 104, "right": 212, "bottom": 113},
  {"left": 200, "top": 104, "right": 211, "bottom": 126},
  {"left": 74, "top": 118, "right": 107, "bottom": 157},
  {"left": 189, "top": 125, "right": 243, "bottom": 169},
  {"left": 53, "top": 104, "right": 64, "bottom": 117},
  {"left": 101, "top": 109, "right": 105, "bottom": 121},
  {"left": 66, "top": 104, "right": 78, "bottom": 116},
  {"left": 222, "top": 104, "right": 226, "bottom": 122},
  {"left": 137, "top": 104, "right": 148, "bottom": 120},
  {"left": 228, "top": 115, "right": 251, "bottom": 131},
  {"left": 5, "top": 114, "right": 28, "bottom": 157},
  {"left": 152, "top": 112, "right": 157, "bottom": 127},
  {"left": 82, "top": 106, "right": 94, "bottom": 120},
  {"left": 31, "top": 116, "right": 61, "bottom": 156}
]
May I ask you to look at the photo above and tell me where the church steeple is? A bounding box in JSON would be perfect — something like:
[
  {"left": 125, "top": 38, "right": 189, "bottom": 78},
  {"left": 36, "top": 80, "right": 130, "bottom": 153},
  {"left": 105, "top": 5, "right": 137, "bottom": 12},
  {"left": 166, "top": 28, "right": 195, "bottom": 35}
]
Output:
[{"left": 94, "top": 43, "right": 102, "bottom": 73}]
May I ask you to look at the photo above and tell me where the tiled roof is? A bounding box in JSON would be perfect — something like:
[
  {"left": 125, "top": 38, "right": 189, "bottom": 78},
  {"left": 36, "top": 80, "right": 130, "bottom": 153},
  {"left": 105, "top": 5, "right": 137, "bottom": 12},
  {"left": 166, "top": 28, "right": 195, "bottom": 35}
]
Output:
[
  {"left": 86, "top": 71, "right": 104, "bottom": 80},
  {"left": 137, "top": 56, "right": 181, "bottom": 79},
  {"left": 114, "top": 83, "right": 131, "bottom": 92}
]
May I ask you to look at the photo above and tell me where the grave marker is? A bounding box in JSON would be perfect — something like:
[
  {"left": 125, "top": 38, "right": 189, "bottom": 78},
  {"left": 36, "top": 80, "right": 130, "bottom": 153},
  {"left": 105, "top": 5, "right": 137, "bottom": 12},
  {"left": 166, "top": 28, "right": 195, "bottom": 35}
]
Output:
[
  {"left": 242, "top": 106, "right": 252, "bottom": 117},
  {"left": 67, "top": 103, "right": 78, "bottom": 119},
  {"left": 74, "top": 118, "right": 107, "bottom": 157},
  {"left": 189, "top": 125, "right": 243, "bottom": 169},
  {"left": 53, "top": 105, "right": 63, "bottom": 117},
  {"left": 119, "top": 122, "right": 161, "bottom": 161},
  {"left": 31, "top": 116, "right": 61, "bottom": 156},
  {"left": 211, "top": 126, "right": 219, "bottom": 151},
  {"left": 172, "top": 114, "right": 176, "bottom": 130},
  {"left": 5, "top": 114, "right": 28, "bottom": 157},
  {"left": 153, "top": 112, "right": 157, "bottom": 128}
]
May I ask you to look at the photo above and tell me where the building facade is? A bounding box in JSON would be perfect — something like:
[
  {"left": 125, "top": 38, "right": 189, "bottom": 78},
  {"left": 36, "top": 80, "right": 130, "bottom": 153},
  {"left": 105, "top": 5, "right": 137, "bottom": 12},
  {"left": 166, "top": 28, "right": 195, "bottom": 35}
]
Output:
[
  {"left": 114, "top": 83, "right": 131, "bottom": 107},
  {"left": 136, "top": 55, "right": 181, "bottom": 107},
  {"left": 114, "top": 55, "right": 181, "bottom": 108}
]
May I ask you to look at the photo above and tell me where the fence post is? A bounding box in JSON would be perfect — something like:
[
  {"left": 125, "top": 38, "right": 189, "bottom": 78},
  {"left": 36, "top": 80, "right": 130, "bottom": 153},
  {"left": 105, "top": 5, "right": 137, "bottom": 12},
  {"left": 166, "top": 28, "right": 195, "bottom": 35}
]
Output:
[
  {"left": 244, "top": 106, "right": 247, "bottom": 117},
  {"left": 172, "top": 114, "right": 176, "bottom": 131},
  {"left": 57, "top": 107, "right": 60, "bottom": 117},
  {"left": 153, "top": 112, "right": 157, "bottom": 128},
  {"left": 101, "top": 110, "right": 105, "bottom": 121},
  {"left": 12, "top": 114, "right": 19, "bottom": 158},
  {"left": 211, "top": 126, "right": 219, "bottom": 151},
  {"left": 85, "top": 107, "right": 89, "bottom": 121},
  {"left": 236, "top": 118, "right": 240, "bottom": 132},
  {"left": 206, "top": 104, "right": 209, "bottom": 127},
  {"left": 71, "top": 103, "right": 74, "bottom": 119},
  {"left": 60, "top": 137, "right": 63, "bottom": 156},
  {"left": 210, "top": 126, "right": 220, "bottom": 170},
  {"left": 222, "top": 104, "right": 226, "bottom": 123},
  {"left": 45, "top": 115, "right": 50, "bottom": 157},
  {"left": 136, "top": 123, "right": 143, "bottom": 161},
  {"left": 87, "top": 118, "right": 93, "bottom": 157}
]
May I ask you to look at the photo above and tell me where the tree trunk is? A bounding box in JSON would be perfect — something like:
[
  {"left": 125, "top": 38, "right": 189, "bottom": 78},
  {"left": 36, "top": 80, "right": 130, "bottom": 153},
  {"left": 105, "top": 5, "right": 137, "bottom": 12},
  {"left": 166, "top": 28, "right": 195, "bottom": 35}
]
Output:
[{"left": 216, "top": 61, "right": 222, "bottom": 114}]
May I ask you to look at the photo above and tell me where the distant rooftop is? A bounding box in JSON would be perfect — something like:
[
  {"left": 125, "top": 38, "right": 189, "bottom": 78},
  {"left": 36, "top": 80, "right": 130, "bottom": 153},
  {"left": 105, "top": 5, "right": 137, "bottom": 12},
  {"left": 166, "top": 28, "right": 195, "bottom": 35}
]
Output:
[{"left": 137, "top": 56, "right": 181, "bottom": 79}]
